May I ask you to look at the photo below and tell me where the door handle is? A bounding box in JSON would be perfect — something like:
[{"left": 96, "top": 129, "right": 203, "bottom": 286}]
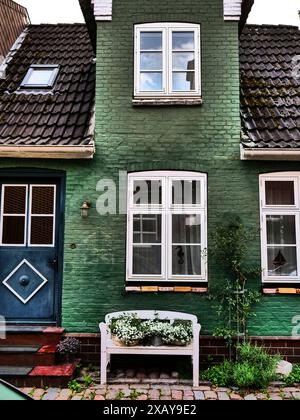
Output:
[{"left": 50, "top": 257, "right": 58, "bottom": 270}]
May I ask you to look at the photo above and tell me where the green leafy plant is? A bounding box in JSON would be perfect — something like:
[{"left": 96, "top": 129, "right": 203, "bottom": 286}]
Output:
[
  {"left": 200, "top": 343, "right": 280, "bottom": 389},
  {"left": 83, "top": 374, "right": 94, "bottom": 387},
  {"left": 208, "top": 214, "right": 261, "bottom": 356},
  {"left": 68, "top": 379, "right": 82, "bottom": 393},
  {"left": 130, "top": 389, "right": 142, "bottom": 400},
  {"left": 284, "top": 364, "right": 300, "bottom": 386},
  {"left": 115, "top": 390, "right": 126, "bottom": 400}
]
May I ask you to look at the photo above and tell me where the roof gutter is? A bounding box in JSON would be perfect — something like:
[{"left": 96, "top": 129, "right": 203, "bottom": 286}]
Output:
[
  {"left": 0, "top": 145, "right": 95, "bottom": 159},
  {"left": 241, "top": 146, "right": 300, "bottom": 161}
]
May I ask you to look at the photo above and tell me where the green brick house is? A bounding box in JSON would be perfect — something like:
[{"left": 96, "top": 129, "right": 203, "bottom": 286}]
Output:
[{"left": 0, "top": 0, "right": 300, "bottom": 362}]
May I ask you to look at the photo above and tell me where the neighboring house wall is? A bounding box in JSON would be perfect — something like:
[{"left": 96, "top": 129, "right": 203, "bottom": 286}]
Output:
[{"left": 0, "top": 0, "right": 29, "bottom": 58}]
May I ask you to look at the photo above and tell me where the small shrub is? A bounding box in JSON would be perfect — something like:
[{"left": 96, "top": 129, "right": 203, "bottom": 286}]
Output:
[
  {"left": 284, "top": 365, "right": 300, "bottom": 386},
  {"left": 200, "top": 343, "right": 279, "bottom": 389},
  {"left": 57, "top": 337, "right": 80, "bottom": 354},
  {"left": 83, "top": 374, "right": 93, "bottom": 387}
]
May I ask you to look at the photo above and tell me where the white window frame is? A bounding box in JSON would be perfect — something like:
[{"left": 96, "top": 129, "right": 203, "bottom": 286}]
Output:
[
  {"left": 260, "top": 173, "right": 300, "bottom": 283},
  {"left": 20, "top": 65, "right": 59, "bottom": 89},
  {"left": 0, "top": 184, "right": 56, "bottom": 248},
  {"left": 0, "top": 184, "right": 28, "bottom": 247},
  {"left": 28, "top": 185, "right": 56, "bottom": 248},
  {"left": 134, "top": 23, "right": 201, "bottom": 98},
  {"left": 126, "top": 171, "right": 207, "bottom": 283}
]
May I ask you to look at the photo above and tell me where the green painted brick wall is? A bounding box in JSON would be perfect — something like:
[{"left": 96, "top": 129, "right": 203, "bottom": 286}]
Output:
[{"left": 0, "top": 0, "right": 299, "bottom": 336}]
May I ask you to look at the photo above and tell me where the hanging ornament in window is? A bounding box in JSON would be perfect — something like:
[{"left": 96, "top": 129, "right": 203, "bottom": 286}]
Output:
[{"left": 273, "top": 250, "right": 286, "bottom": 268}]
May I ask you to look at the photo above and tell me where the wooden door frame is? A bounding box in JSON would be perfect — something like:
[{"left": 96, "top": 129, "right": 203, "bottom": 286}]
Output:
[{"left": 0, "top": 168, "right": 66, "bottom": 326}]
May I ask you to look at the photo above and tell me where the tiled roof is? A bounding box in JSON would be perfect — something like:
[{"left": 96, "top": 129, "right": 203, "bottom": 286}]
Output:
[
  {"left": 240, "top": 24, "right": 300, "bottom": 149},
  {"left": 0, "top": 24, "right": 95, "bottom": 149}
]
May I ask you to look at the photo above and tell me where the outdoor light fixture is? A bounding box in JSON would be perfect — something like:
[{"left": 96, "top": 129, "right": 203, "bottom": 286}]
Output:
[{"left": 80, "top": 201, "right": 91, "bottom": 218}]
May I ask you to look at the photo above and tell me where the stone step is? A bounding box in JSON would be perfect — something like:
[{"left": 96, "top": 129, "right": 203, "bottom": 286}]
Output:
[
  {"left": 0, "top": 345, "right": 57, "bottom": 366},
  {"left": 0, "top": 362, "right": 78, "bottom": 388},
  {"left": 2, "top": 327, "right": 65, "bottom": 346}
]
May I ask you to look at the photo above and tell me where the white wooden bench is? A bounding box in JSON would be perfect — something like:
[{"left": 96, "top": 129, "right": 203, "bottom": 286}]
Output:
[{"left": 99, "top": 310, "right": 201, "bottom": 387}]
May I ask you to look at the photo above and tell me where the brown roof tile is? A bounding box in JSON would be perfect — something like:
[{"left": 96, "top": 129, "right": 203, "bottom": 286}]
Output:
[{"left": 0, "top": 23, "right": 95, "bottom": 147}]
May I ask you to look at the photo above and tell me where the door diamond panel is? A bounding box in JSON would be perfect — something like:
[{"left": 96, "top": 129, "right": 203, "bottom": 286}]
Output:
[{"left": 2, "top": 259, "right": 48, "bottom": 304}]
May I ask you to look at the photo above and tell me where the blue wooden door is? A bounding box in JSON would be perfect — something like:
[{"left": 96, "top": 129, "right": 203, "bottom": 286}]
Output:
[{"left": 0, "top": 177, "right": 63, "bottom": 324}]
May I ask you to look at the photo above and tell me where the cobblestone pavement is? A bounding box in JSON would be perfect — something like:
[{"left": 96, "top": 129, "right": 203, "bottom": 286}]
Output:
[{"left": 20, "top": 384, "right": 300, "bottom": 400}]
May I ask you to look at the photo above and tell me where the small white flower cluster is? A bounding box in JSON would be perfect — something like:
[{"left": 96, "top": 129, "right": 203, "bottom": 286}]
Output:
[
  {"left": 161, "top": 323, "right": 193, "bottom": 345},
  {"left": 113, "top": 318, "right": 144, "bottom": 346}
]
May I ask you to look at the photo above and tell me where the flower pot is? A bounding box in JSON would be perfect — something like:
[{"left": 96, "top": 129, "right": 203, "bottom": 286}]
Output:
[
  {"left": 112, "top": 336, "right": 140, "bottom": 347},
  {"left": 151, "top": 336, "right": 163, "bottom": 346}
]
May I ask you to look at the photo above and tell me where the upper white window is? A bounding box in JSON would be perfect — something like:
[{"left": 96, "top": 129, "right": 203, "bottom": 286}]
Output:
[
  {"left": 260, "top": 173, "right": 300, "bottom": 283},
  {"left": 134, "top": 23, "right": 201, "bottom": 97},
  {"left": 21, "top": 65, "right": 59, "bottom": 89},
  {"left": 126, "top": 171, "right": 207, "bottom": 283}
]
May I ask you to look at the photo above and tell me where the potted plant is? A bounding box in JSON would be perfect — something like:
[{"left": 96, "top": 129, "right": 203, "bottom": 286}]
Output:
[
  {"left": 161, "top": 321, "right": 193, "bottom": 346},
  {"left": 109, "top": 314, "right": 145, "bottom": 346},
  {"left": 56, "top": 337, "right": 81, "bottom": 363}
]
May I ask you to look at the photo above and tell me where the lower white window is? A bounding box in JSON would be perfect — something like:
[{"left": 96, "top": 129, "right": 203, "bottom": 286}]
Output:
[
  {"left": 126, "top": 171, "right": 207, "bottom": 283},
  {"left": 260, "top": 173, "right": 300, "bottom": 283}
]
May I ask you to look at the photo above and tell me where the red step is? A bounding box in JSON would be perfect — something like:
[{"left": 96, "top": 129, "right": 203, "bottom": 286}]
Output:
[
  {"left": 0, "top": 362, "right": 78, "bottom": 388},
  {"left": 2, "top": 327, "right": 65, "bottom": 346},
  {"left": 0, "top": 345, "right": 57, "bottom": 366}
]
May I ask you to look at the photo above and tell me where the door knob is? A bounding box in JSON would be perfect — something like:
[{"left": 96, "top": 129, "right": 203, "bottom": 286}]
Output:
[{"left": 19, "top": 275, "right": 30, "bottom": 287}]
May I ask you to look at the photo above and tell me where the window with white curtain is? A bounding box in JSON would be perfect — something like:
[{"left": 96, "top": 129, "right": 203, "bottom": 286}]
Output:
[
  {"left": 260, "top": 173, "right": 300, "bottom": 283},
  {"left": 126, "top": 171, "right": 207, "bottom": 283},
  {"left": 134, "top": 23, "right": 201, "bottom": 97}
]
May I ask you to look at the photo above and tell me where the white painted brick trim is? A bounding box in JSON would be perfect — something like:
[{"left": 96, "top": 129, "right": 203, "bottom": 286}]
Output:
[
  {"left": 224, "top": 0, "right": 243, "bottom": 21},
  {"left": 91, "top": 0, "right": 113, "bottom": 21}
]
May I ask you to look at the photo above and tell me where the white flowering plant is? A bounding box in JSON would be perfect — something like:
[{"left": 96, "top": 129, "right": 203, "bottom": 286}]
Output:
[
  {"left": 161, "top": 321, "right": 193, "bottom": 346},
  {"left": 109, "top": 313, "right": 145, "bottom": 346}
]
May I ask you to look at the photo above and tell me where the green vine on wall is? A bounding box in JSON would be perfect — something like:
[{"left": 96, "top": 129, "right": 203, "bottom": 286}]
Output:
[{"left": 208, "top": 214, "right": 261, "bottom": 359}]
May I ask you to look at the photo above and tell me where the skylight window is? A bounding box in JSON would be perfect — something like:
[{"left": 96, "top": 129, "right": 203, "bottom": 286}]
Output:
[{"left": 21, "top": 65, "right": 59, "bottom": 89}]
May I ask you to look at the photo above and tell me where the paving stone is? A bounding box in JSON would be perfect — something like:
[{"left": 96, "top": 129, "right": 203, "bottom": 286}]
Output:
[
  {"left": 171, "top": 390, "right": 183, "bottom": 400},
  {"left": 149, "top": 389, "right": 160, "bottom": 400},
  {"left": 292, "top": 392, "right": 300, "bottom": 399},
  {"left": 171, "top": 372, "right": 179, "bottom": 379},
  {"left": 230, "top": 393, "right": 243, "bottom": 401},
  {"left": 194, "top": 391, "right": 205, "bottom": 400},
  {"left": 195, "top": 386, "right": 211, "bottom": 391},
  {"left": 56, "top": 389, "right": 72, "bottom": 400},
  {"left": 72, "top": 396, "right": 83, "bottom": 400},
  {"left": 149, "top": 371, "right": 160, "bottom": 379},
  {"left": 244, "top": 394, "right": 257, "bottom": 401},
  {"left": 204, "top": 391, "right": 218, "bottom": 400},
  {"left": 160, "top": 372, "right": 170, "bottom": 379},
  {"left": 33, "top": 389, "right": 45, "bottom": 400},
  {"left": 281, "top": 391, "right": 292, "bottom": 399},
  {"left": 255, "top": 393, "right": 267, "bottom": 400},
  {"left": 137, "top": 394, "right": 148, "bottom": 400},
  {"left": 160, "top": 386, "right": 171, "bottom": 396},
  {"left": 43, "top": 388, "right": 60, "bottom": 400},
  {"left": 183, "top": 391, "right": 194, "bottom": 400},
  {"left": 125, "top": 369, "right": 135, "bottom": 378},
  {"left": 269, "top": 394, "right": 282, "bottom": 400},
  {"left": 217, "top": 392, "right": 230, "bottom": 400},
  {"left": 215, "top": 387, "right": 231, "bottom": 392},
  {"left": 160, "top": 396, "right": 172, "bottom": 400}
]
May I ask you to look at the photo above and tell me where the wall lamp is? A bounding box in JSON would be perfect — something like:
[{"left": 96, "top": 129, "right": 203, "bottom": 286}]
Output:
[{"left": 80, "top": 201, "right": 91, "bottom": 219}]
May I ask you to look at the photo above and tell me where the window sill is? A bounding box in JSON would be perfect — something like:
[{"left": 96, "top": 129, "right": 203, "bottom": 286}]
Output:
[
  {"left": 262, "top": 287, "right": 300, "bottom": 295},
  {"left": 125, "top": 286, "right": 208, "bottom": 294},
  {"left": 132, "top": 97, "right": 203, "bottom": 106}
]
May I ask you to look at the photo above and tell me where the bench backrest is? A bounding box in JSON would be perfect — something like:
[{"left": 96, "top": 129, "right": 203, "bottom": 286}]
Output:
[{"left": 105, "top": 310, "right": 198, "bottom": 325}]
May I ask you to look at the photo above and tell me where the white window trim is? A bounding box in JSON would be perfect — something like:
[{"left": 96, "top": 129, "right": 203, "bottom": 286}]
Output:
[
  {"left": 0, "top": 184, "right": 28, "bottom": 247},
  {"left": 20, "top": 64, "right": 59, "bottom": 89},
  {"left": 0, "top": 184, "right": 56, "bottom": 248},
  {"left": 28, "top": 184, "right": 56, "bottom": 248},
  {"left": 134, "top": 23, "right": 201, "bottom": 98},
  {"left": 126, "top": 171, "right": 207, "bottom": 283},
  {"left": 260, "top": 173, "right": 300, "bottom": 283}
]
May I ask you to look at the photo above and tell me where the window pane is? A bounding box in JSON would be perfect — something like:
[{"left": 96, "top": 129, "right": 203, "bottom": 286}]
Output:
[
  {"left": 30, "top": 216, "right": 54, "bottom": 245},
  {"left": 172, "top": 52, "right": 194, "bottom": 71},
  {"left": 172, "top": 32, "right": 194, "bottom": 50},
  {"left": 31, "top": 186, "right": 55, "bottom": 214},
  {"left": 172, "top": 214, "right": 201, "bottom": 244},
  {"left": 265, "top": 181, "right": 294, "bottom": 205},
  {"left": 172, "top": 72, "right": 195, "bottom": 91},
  {"left": 26, "top": 69, "right": 54, "bottom": 86},
  {"left": 133, "top": 180, "right": 162, "bottom": 205},
  {"left": 133, "top": 245, "right": 161, "bottom": 275},
  {"left": 140, "top": 32, "right": 162, "bottom": 50},
  {"left": 3, "top": 186, "right": 26, "bottom": 214},
  {"left": 267, "top": 246, "right": 297, "bottom": 277},
  {"left": 172, "top": 245, "right": 201, "bottom": 275},
  {"left": 140, "top": 53, "right": 162, "bottom": 71},
  {"left": 133, "top": 215, "right": 161, "bottom": 243},
  {"left": 2, "top": 216, "right": 25, "bottom": 244},
  {"left": 172, "top": 180, "right": 201, "bottom": 205},
  {"left": 267, "top": 215, "right": 296, "bottom": 245},
  {"left": 140, "top": 72, "right": 163, "bottom": 91}
]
